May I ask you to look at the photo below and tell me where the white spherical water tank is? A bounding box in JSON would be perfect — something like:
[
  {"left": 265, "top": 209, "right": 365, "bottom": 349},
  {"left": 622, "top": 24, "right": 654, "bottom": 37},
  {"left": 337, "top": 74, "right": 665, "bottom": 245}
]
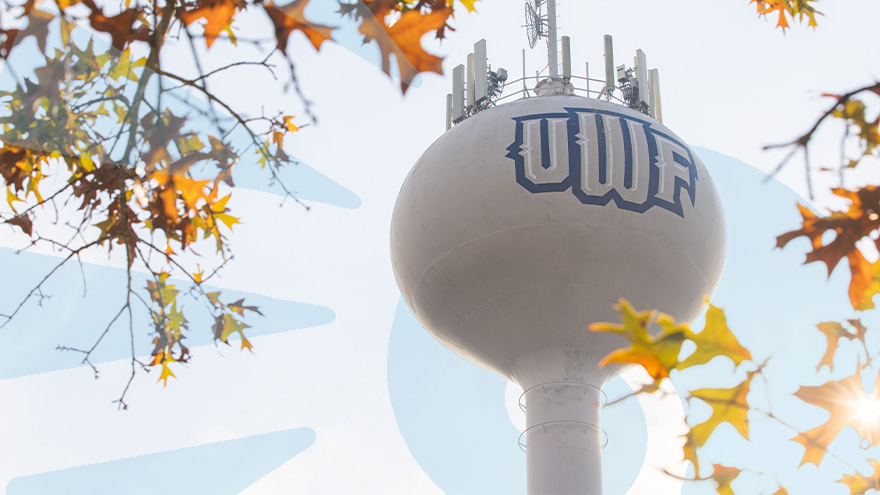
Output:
[{"left": 391, "top": 95, "right": 726, "bottom": 494}]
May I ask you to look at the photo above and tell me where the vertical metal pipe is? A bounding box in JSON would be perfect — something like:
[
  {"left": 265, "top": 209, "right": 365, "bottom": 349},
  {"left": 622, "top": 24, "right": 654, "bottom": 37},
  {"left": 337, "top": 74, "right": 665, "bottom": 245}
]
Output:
[
  {"left": 546, "top": 0, "right": 559, "bottom": 78},
  {"left": 446, "top": 93, "right": 453, "bottom": 130},
  {"left": 585, "top": 62, "right": 590, "bottom": 96},
  {"left": 510, "top": 347, "right": 608, "bottom": 495},
  {"left": 466, "top": 53, "right": 475, "bottom": 109},
  {"left": 524, "top": 384, "right": 603, "bottom": 495}
]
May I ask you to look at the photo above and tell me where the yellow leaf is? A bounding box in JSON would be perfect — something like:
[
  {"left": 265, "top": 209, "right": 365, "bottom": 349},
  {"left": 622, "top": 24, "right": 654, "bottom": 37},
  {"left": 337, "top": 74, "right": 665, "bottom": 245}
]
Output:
[
  {"left": 679, "top": 305, "right": 751, "bottom": 368},
  {"left": 681, "top": 428, "right": 701, "bottom": 476},
  {"left": 838, "top": 459, "right": 880, "bottom": 495},
  {"left": 457, "top": 0, "right": 478, "bottom": 12},
  {"left": 590, "top": 299, "right": 686, "bottom": 381},
  {"left": 690, "top": 375, "right": 753, "bottom": 447},
  {"left": 158, "top": 361, "right": 176, "bottom": 386},
  {"left": 282, "top": 115, "right": 299, "bottom": 132}
]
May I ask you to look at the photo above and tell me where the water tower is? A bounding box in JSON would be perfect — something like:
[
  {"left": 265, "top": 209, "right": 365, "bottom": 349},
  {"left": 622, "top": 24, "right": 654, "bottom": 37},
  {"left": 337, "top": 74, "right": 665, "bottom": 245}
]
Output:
[{"left": 390, "top": 2, "right": 726, "bottom": 493}]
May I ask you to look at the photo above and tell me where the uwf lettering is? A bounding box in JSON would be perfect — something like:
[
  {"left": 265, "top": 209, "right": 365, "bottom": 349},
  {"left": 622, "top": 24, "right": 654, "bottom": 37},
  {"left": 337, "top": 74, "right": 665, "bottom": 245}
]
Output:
[{"left": 506, "top": 107, "right": 698, "bottom": 217}]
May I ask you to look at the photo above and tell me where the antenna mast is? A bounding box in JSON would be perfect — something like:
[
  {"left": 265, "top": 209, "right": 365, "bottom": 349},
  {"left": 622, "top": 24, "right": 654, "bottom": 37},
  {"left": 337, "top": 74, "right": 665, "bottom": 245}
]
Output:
[{"left": 545, "top": 0, "right": 559, "bottom": 78}]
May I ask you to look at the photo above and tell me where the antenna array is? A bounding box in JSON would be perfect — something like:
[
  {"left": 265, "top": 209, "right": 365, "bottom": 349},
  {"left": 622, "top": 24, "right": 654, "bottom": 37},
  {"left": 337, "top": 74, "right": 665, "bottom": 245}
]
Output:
[{"left": 445, "top": 29, "right": 664, "bottom": 129}]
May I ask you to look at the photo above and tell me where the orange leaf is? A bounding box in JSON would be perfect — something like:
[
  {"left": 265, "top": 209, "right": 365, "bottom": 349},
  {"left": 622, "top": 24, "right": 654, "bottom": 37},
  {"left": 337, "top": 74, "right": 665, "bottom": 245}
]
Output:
[
  {"left": 793, "top": 366, "right": 880, "bottom": 466},
  {"left": 711, "top": 464, "right": 742, "bottom": 495},
  {"left": 777, "top": 186, "right": 880, "bottom": 310},
  {"left": 359, "top": 7, "right": 450, "bottom": 92},
  {"left": 264, "top": 0, "right": 334, "bottom": 54},
  {"left": 181, "top": 0, "right": 241, "bottom": 48},
  {"left": 282, "top": 116, "right": 300, "bottom": 132},
  {"left": 847, "top": 251, "right": 880, "bottom": 310},
  {"left": 815, "top": 321, "right": 864, "bottom": 372}
]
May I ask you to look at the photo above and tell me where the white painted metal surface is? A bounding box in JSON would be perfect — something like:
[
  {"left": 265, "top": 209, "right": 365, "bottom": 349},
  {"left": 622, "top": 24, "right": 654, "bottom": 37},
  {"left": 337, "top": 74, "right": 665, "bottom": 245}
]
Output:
[
  {"left": 636, "top": 49, "right": 649, "bottom": 109},
  {"left": 445, "top": 93, "right": 453, "bottom": 130},
  {"left": 546, "top": 0, "right": 559, "bottom": 78},
  {"left": 392, "top": 95, "right": 725, "bottom": 494},
  {"left": 650, "top": 68, "right": 663, "bottom": 122},
  {"left": 467, "top": 53, "right": 476, "bottom": 109},
  {"left": 452, "top": 64, "right": 465, "bottom": 122},
  {"left": 475, "top": 39, "right": 488, "bottom": 103},
  {"left": 603, "top": 35, "right": 615, "bottom": 90},
  {"left": 562, "top": 36, "right": 572, "bottom": 79}
]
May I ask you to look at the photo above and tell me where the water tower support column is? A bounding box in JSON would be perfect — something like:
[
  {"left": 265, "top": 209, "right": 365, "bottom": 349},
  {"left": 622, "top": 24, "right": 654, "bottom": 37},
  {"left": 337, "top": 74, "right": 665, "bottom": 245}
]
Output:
[
  {"left": 511, "top": 346, "right": 609, "bottom": 495},
  {"left": 523, "top": 383, "right": 603, "bottom": 494}
]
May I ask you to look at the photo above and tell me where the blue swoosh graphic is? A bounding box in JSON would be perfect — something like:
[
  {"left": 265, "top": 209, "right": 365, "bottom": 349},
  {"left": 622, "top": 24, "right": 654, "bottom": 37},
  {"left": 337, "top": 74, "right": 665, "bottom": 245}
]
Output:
[
  {"left": 5, "top": 428, "right": 316, "bottom": 495},
  {"left": 0, "top": 248, "right": 335, "bottom": 380}
]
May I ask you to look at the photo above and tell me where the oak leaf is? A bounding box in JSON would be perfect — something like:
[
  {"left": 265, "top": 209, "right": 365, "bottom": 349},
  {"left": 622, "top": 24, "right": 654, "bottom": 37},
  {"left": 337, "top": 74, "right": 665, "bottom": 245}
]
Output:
[
  {"left": 589, "top": 299, "right": 687, "bottom": 382},
  {"left": 590, "top": 301, "right": 751, "bottom": 386},
  {"left": 711, "top": 464, "right": 742, "bottom": 495},
  {"left": 227, "top": 298, "right": 263, "bottom": 316},
  {"left": 9, "top": 9, "right": 54, "bottom": 54},
  {"left": 157, "top": 359, "right": 176, "bottom": 386},
  {"left": 777, "top": 186, "right": 880, "bottom": 310},
  {"left": 264, "top": 0, "right": 334, "bottom": 54},
  {"left": 181, "top": 0, "right": 242, "bottom": 48},
  {"left": 6, "top": 213, "right": 33, "bottom": 235},
  {"left": 456, "top": 0, "right": 478, "bottom": 13},
  {"left": 793, "top": 366, "right": 880, "bottom": 466},
  {"left": 679, "top": 305, "right": 751, "bottom": 369},
  {"left": 213, "top": 313, "right": 252, "bottom": 350},
  {"left": 358, "top": 6, "right": 450, "bottom": 92},
  {"left": 815, "top": 321, "right": 866, "bottom": 372},
  {"left": 88, "top": 7, "right": 150, "bottom": 51},
  {"left": 838, "top": 459, "right": 880, "bottom": 495},
  {"left": 690, "top": 375, "right": 753, "bottom": 448},
  {"left": 681, "top": 428, "right": 701, "bottom": 476}
]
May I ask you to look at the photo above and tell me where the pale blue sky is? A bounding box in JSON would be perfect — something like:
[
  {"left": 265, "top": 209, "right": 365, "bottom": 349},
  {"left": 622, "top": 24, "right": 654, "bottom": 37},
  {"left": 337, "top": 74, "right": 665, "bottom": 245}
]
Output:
[{"left": 1, "top": 1, "right": 879, "bottom": 494}]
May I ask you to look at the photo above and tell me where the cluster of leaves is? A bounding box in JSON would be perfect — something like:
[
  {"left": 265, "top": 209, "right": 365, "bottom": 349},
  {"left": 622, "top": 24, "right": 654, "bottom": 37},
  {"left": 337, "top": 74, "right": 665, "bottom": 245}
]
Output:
[
  {"left": 0, "top": 0, "right": 476, "bottom": 407},
  {"left": 771, "top": 84, "right": 880, "bottom": 311},
  {"left": 591, "top": 300, "right": 880, "bottom": 495},
  {"left": 750, "top": 0, "right": 821, "bottom": 30},
  {"left": 590, "top": 5, "right": 880, "bottom": 494}
]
